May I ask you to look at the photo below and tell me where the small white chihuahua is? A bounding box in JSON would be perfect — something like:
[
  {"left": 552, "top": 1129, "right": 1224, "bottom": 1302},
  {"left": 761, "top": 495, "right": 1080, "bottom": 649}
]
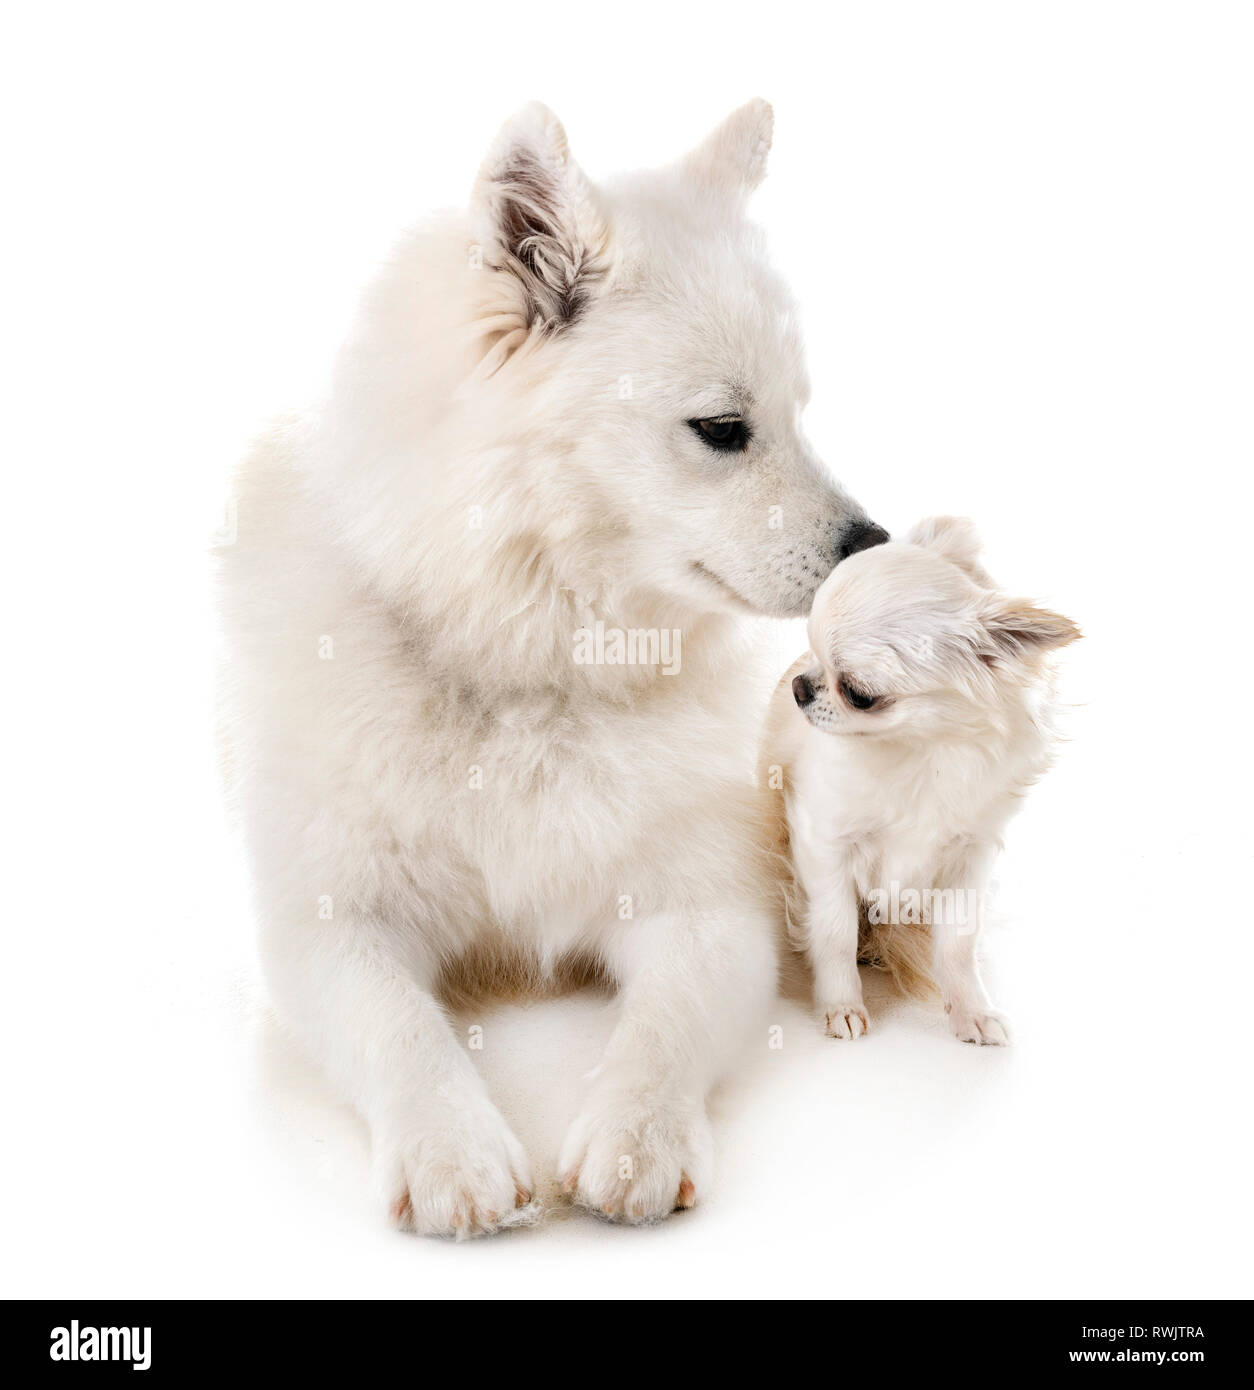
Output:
[{"left": 763, "top": 517, "right": 1079, "bottom": 1044}]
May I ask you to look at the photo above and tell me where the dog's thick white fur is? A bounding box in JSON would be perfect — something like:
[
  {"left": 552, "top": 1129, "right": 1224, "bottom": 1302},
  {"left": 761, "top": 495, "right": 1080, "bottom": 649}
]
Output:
[
  {"left": 217, "top": 101, "right": 884, "bottom": 1235},
  {"left": 763, "top": 517, "right": 1078, "bottom": 1044}
]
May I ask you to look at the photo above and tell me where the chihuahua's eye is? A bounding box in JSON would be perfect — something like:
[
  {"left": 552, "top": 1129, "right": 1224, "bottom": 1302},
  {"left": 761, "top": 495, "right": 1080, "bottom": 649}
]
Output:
[
  {"left": 839, "top": 678, "right": 879, "bottom": 711},
  {"left": 689, "top": 417, "right": 749, "bottom": 452}
]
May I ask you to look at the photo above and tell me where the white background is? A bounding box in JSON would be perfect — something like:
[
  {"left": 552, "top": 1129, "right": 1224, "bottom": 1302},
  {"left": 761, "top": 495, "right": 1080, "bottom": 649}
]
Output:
[{"left": 3, "top": 1, "right": 1251, "bottom": 1299}]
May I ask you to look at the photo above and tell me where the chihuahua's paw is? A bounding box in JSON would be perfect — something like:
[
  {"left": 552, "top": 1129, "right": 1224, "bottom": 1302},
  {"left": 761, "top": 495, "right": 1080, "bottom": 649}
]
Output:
[
  {"left": 822, "top": 1002, "right": 870, "bottom": 1039},
  {"left": 558, "top": 1082, "right": 711, "bottom": 1224},
  {"left": 947, "top": 1006, "right": 1010, "bottom": 1046}
]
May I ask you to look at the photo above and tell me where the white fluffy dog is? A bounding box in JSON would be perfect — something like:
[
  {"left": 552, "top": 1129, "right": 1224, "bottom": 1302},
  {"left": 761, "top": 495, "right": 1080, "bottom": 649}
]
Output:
[
  {"left": 217, "top": 100, "right": 886, "bottom": 1235},
  {"left": 763, "top": 517, "right": 1078, "bottom": 1045}
]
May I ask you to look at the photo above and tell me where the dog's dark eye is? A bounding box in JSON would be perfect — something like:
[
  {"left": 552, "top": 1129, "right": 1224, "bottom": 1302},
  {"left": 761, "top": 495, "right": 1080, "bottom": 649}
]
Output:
[
  {"left": 839, "top": 679, "right": 879, "bottom": 711},
  {"left": 689, "top": 417, "right": 749, "bottom": 452}
]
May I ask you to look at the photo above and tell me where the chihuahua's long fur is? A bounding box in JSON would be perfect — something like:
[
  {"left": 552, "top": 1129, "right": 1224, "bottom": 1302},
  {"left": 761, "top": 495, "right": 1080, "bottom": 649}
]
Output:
[
  {"left": 763, "top": 517, "right": 1078, "bottom": 1044},
  {"left": 217, "top": 102, "right": 886, "bottom": 1235}
]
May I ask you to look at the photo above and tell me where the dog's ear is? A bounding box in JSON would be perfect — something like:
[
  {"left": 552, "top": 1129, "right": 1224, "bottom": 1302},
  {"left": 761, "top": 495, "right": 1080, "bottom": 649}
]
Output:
[
  {"left": 979, "top": 596, "right": 1081, "bottom": 662},
  {"left": 682, "top": 99, "right": 774, "bottom": 200},
  {"left": 471, "top": 103, "right": 608, "bottom": 333},
  {"left": 907, "top": 516, "right": 984, "bottom": 570}
]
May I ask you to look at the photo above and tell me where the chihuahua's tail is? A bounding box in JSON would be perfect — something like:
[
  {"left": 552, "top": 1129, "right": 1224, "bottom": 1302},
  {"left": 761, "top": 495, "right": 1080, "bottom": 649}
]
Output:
[{"left": 856, "top": 917, "right": 938, "bottom": 1000}]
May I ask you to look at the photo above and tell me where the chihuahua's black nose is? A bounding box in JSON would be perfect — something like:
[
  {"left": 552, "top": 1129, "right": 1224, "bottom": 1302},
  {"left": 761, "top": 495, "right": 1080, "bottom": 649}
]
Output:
[
  {"left": 792, "top": 673, "right": 816, "bottom": 708},
  {"left": 839, "top": 520, "right": 890, "bottom": 562}
]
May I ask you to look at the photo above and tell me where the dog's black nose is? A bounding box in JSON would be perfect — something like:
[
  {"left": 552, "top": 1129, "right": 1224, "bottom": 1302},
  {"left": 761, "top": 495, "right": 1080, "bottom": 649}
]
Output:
[
  {"left": 792, "top": 673, "right": 816, "bottom": 708},
  {"left": 838, "top": 520, "right": 890, "bottom": 562}
]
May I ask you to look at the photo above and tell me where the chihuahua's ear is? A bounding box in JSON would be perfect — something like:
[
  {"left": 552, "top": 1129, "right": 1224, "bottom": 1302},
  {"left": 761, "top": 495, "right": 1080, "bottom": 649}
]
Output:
[
  {"left": 980, "top": 596, "right": 1081, "bottom": 662},
  {"left": 471, "top": 103, "right": 608, "bottom": 334},
  {"left": 682, "top": 99, "right": 774, "bottom": 201},
  {"left": 907, "top": 515, "right": 984, "bottom": 568}
]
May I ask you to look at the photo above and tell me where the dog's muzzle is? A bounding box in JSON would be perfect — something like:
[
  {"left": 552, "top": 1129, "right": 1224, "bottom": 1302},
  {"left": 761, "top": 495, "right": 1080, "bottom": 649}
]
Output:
[
  {"left": 837, "top": 520, "right": 890, "bottom": 563},
  {"left": 792, "top": 672, "right": 817, "bottom": 708}
]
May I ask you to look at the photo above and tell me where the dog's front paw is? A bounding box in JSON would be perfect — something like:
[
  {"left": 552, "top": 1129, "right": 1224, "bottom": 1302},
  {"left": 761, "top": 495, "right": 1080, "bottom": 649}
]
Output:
[
  {"left": 378, "top": 1102, "right": 538, "bottom": 1239},
  {"left": 558, "top": 1083, "right": 711, "bottom": 1224},
  {"left": 822, "top": 1001, "right": 870, "bottom": 1039},
  {"left": 947, "top": 1005, "right": 1010, "bottom": 1046}
]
